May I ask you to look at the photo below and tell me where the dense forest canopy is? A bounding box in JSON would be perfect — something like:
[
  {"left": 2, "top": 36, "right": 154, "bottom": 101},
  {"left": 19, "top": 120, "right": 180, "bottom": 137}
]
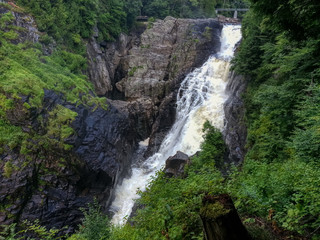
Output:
[
  {"left": 15, "top": 0, "right": 248, "bottom": 46},
  {"left": 231, "top": 0, "right": 320, "bottom": 238}
]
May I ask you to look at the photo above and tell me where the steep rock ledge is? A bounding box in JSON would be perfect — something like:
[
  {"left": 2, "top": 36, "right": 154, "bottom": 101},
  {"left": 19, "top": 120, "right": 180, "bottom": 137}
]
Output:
[
  {"left": 87, "top": 17, "right": 223, "bottom": 156},
  {"left": 223, "top": 71, "right": 247, "bottom": 164}
]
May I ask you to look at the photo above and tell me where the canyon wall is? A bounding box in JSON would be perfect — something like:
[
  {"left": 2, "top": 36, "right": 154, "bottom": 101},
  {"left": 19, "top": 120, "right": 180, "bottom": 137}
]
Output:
[{"left": 0, "top": 4, "right": 224, "bottom": 233}]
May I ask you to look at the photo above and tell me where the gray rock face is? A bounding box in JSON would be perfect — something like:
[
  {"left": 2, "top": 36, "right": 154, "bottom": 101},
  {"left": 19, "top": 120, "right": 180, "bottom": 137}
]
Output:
[
  {"left": 87, "top": 17, "right": 223, "bottom": 156},
  {"left": 86, "top": 33, "right": 132, "bottom": 96},
  {"left": 0, "top": 5, "right": 40, "bottom": 44},
  {"left": 223, "top": 71, "right": 247, "bottom": 164},
  {"left": 88, "top": 17, "right": 222, "bottom": 101}
]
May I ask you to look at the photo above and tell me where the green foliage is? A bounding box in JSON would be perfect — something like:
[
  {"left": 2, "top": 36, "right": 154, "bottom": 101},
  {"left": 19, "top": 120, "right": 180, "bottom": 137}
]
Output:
[
  {"left": 200, "top": 202, "right": 230, "bottom": 219},
  {"left": 0, "top": 221, "right": 68, "bottom": 240},
  {"left": 19, "top": 220, "right": 63, "bottom": 240},
  {"left": 0, "top": 223, "right": 20, "bottom": 240},
  {"left": 231, "top": 0, "right": 320, "bottom": 237},
  {"left": 250, "top": 0, "right": 320, "bottom": 39},
  {"left": 0, "top": 39, "right": 105, "bottom": 108},
  {"left": 147, "top": 17, "right": 155, "bottom": 29},
  {"left": 16, "top": 0, "right": 98, "bottom": 45},
  {"left": 13, "top": 0, "right": 247, "bottom": 46},
  {"left": 202, "top": 26, "right": 212, "bottom": 40},
  {"left": 76, "top": 202, "right": 111, "bottom": 240},
  {"left": 47, "top": 105, "right": 78, "bottom": 143},
  {"left": 228, "top": 159, "right": 320, "bottom": 235},
  {"left": 128, "top": 66, "right": 143, "bottom": 77},
  {"left": 127, "top": 126, "right": 226, "bottom": 239},
  {"left": 73, "top": 123, "right": 226, "bottom": 240},
  {"left": 0, "top": 119, "right": 27, "bottom": 154},
  {"left": 141, "top": 0, "right": 220, "bottom": 19},
  {"left": 0, "top": 18, "right": 107, "bottom": 191},
  {"left": 196, "top": 121, "right": 226, "bottom": 168},
  {"left": 0, "top": 12, "right": 14, "bottom": 28},
  {"left": 3, "top": 161, "right": 16, "bottom": 178},
  {"left": 15, "top": 0, "right": 137, "bottom": 45}
]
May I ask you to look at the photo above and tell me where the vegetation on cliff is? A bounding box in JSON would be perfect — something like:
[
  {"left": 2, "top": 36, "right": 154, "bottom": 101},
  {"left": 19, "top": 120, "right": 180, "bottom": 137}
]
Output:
[
  {"left": 15, "top": 0, "right": 248, "bottom": 47},
  {"left": 70, "top": 123, "right": 227, "bottom": 240},
  {"left": 0, "top": 7, "right": 106, "bottom": 154},
  {"left": 71, "top": 0, "right": 320, "bottom": 239},
  {"left": 0, "top": 4, "right": 107, "bottom": 228},
  {"left": 2, "top": 0, "right": 320, "bottom": 239},
  {"left": 230, "top": 0, "right": 320, "bottom": 238}
]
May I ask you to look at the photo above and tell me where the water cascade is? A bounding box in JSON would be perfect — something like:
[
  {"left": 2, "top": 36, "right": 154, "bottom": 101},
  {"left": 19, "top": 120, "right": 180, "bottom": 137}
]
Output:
[{"left": 110, "top": 24, "right": 242, "bottom": 225}]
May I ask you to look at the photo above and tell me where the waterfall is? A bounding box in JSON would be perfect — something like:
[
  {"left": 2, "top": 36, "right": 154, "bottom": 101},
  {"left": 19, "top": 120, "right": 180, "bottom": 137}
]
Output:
[{"left": 110, "top": 24, "right": 242, "bottom": 225}]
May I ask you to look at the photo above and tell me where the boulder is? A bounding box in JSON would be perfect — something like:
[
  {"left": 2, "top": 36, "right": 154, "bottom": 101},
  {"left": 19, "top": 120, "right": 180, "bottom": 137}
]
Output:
[{"left": 164, "top": 151, "right": 190, "bottom": 177}]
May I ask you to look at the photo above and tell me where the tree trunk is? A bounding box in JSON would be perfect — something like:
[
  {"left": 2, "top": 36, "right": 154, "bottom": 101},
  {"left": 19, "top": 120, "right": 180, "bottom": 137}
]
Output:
[{"left": 200, "top": 194, "right": 252, "bottom": 240}]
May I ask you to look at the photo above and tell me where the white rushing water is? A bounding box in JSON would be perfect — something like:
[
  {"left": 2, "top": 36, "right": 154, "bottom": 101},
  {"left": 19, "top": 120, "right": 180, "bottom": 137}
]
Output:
[{"left": 110, "top": 24, "right": 242, "bottom": 225}]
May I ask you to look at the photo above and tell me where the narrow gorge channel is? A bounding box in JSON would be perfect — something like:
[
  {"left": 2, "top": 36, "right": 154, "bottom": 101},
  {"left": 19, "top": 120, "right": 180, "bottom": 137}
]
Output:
[{"left": 110, "top": 24, "right": 242, "bottom": 225}]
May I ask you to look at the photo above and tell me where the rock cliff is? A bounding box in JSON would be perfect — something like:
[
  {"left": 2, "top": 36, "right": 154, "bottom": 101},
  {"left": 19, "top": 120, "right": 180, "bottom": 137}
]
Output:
[
  {"left": 0, "top": 4, "right": 223, "bottom": 234},
  {"left": 223, "top": 71, "right": 247, "bottom": 164},
  {"left": 87, "top": 16, "right": 223, "bottom": 155}
]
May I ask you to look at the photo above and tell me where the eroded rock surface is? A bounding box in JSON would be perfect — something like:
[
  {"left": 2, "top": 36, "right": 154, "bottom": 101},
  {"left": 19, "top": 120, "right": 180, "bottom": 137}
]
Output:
[
  {"left": 87, "top": 17, "right": 223, "bottom": 156},
  {"left": 0, "top": 4, "right": 39, "bottom": 44},
  {"left": 223, "top": 71, "right": 247, "bottom": 164}
]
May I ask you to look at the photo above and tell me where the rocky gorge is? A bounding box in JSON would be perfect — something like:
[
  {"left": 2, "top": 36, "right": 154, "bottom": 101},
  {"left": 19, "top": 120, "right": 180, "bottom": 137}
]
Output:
[{"left": 0, "top": 4, "right": 249, "bottom": 234}]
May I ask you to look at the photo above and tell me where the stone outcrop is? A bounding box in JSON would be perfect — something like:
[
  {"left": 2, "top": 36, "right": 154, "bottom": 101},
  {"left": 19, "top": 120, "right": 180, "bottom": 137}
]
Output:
[
  {"left": 86, "top": 33, "right": 132, "bottom": 97},
  {"left": 0, "top": 90, "right": 141, "bottom": 232},
  {"left": 0, "top": 3, "right": 39, "bottom": 44},
  {"left": 164, "top": 151, "right": 190, "bottom": 178},
  {"left": 87, "top": 17, "right": 223, "bottom": 156},
  {"left": 223, "top": 71, "right": 247, "bottom": 164}
]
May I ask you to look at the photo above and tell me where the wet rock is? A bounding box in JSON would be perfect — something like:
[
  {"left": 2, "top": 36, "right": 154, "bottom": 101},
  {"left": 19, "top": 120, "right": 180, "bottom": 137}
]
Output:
[
  {"left": 145, "top": 92, "right": 177, "bottom": 156},
  {"left": 164, "top": 151, "right": 190, "bottom": 178},
  {"left": 223, "top": 71, "right": 247, "bottom": 164}
]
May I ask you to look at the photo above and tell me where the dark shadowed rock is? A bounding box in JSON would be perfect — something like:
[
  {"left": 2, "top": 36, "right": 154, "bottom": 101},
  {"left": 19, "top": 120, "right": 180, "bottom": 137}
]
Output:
[
  {"left": 145, "top": 92, "right": 177, "bottom": 156},
  {"left": 223, "top": 71, "right": 247, "bottom": 165},
  {"left": 164, "top": 151, "right": 190, "bottom": 177},
  {"left": 0, "top": 89, "right": 140, "bottom": 233}
]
